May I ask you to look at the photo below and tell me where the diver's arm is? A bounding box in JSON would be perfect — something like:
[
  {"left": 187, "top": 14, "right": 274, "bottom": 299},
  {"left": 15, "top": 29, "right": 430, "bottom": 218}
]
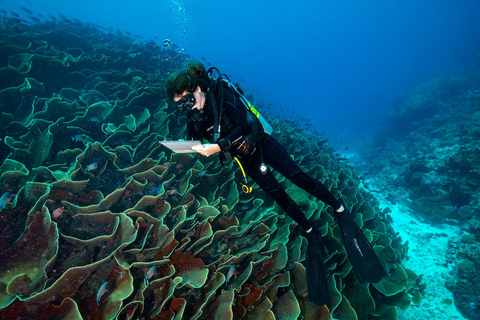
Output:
[
  {"left": 193, "top": 143, "right": 220, "bottom": 156},
  {"left": 195, "top": 90, "right": 248, "bottom": 157},
  {"left": 217, "top": 91, "right": 249, "bottom": 151}
]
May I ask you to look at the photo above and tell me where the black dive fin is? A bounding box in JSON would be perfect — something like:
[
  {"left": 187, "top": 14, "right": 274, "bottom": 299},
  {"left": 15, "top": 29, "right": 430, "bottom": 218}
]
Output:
[
  {"left": 335, "top": 211, "right": 386, "bottom": 283},
  {"left": 305, "top": 230, "right": 330, "bottom": 306}
]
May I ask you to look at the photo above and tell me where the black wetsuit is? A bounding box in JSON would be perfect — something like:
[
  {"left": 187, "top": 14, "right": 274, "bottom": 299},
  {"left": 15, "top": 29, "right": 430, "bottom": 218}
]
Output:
[{"left": 187, "top": 84, "right": 342, "bottom": 230}]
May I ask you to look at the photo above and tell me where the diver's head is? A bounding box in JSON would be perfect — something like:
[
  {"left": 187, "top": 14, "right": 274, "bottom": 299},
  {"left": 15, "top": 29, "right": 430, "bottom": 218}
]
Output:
[
  {"left": 165, "top": 60, "right": 208, "bottom": 100},
  {"left": 173, "top": 86, "right": 206, "bottom": 121},
  {"left": 174, "top": 86, "right": 205, "bottom": 111},
  {"left": 166, "top": 61, "right": 209, "bottom": 122}
]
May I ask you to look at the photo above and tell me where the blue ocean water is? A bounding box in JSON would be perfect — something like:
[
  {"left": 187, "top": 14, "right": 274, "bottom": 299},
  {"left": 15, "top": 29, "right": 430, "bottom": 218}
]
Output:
[
  {"left": 2, "top": 1, "right": 480, "bottom": 319},
  {"left": 2, "top": 0, "right": 480, "bottom": 148}
]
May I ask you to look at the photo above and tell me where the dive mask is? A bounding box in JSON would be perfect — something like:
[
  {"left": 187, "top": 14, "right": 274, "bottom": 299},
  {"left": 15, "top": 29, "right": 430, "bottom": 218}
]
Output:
[{"left": 176, "top": 93, "right": 196, "bottom": 112}]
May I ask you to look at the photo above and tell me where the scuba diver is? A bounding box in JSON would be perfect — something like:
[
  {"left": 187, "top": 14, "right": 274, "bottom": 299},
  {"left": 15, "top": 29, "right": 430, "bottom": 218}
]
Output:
[{"left": 165, "top": 61, "right": 385, "bottom": 306}]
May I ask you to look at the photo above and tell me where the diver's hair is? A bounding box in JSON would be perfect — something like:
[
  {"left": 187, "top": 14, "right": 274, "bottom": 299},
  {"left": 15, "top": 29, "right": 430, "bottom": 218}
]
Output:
[{"left": 165, "top": 60, "right": 209, "bottom": 99}]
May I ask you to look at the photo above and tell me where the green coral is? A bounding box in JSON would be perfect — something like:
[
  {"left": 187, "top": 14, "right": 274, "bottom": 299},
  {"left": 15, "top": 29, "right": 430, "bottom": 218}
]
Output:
[{"left": 0, "top": 15, "right": 415, "bottom": 320}]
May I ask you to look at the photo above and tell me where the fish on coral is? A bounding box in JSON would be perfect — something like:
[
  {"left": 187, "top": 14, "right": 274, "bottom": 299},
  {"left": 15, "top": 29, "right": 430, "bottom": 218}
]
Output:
[
  {"left": 167, "top": 188, "right": 178, "bottom": 196},
  {"left": 197, "top": 170, "right": 209, "bottom": 178},
  {"left": 85, "top": 162, "right": 99, "bottom": 172},
  {"left": 121, "top": 189, "right": 132, "bottom": 200},
  {"left": 96, "top": 281, "right": 109, "bottom": 306},
  {"left": 52, "top": 206, "right": 64, "bottom": 219},
  {"left": 0, "top": 192, "right": 15, "bottom": 212},
  {"left": 161, "top": 162, "right": 171, "bottom": 167},
  {"left": 145, "top": 266, "right": 157, "bottom": 285},
  {"left": 226, "top": 265, "right": 237, "bottom": 284},
  {"left": 126, "top": 309, "right": 134, "bottom": 318},
  {"left": 91, "top": 76, "right": 103, "bottom": 83},
  {"left": 147, "top": 184, "right": 162, "bottom": 196},
  {"left": 175, "top": 163, "right": 184, "bottom": 170},
  {"left": 87, "top": 116, "right": 101, "bottom": 123},
  {"left": 71, "top": 134, "right": 85, "bottom": 142},
  {"left": 0, "top": 16, "right": 417, "bottom": 319}
]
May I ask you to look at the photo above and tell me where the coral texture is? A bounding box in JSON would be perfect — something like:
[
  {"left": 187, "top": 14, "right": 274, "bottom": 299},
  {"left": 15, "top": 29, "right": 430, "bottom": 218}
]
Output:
[
  {"left": 0, "top": 14, "right": 414, "bottom": 319},
  {"left": 355, "top": 75, "right": 480, "bottom": 319}
]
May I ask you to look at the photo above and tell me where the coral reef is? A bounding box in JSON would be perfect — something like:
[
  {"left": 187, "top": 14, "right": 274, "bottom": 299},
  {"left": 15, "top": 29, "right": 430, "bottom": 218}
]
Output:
[
  {"left": 0, "top": 13, "right": 414, "bottom": 319},
  {"left": 445, "top": 236, "right": 480, "bottom": 320},
  {"left": 354, "top": 74, "right": 480, "bottom": 319}
]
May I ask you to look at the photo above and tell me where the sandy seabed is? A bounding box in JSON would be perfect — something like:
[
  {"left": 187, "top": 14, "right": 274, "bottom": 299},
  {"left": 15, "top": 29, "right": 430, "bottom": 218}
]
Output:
[{"left": 366, "top": 182, "right": 467, "bottom": 320}]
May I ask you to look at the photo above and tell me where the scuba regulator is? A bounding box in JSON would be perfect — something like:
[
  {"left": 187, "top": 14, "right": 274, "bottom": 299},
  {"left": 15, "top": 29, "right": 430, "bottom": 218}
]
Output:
[{"left": 176, "top": 92, "right": 204, "bottom": 122}]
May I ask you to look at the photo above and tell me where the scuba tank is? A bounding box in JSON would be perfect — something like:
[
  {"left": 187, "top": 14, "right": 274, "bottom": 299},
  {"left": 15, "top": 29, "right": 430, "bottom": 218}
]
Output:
[
  {"left": 224, "top": 79, "right": 273, "bottom": 135},
  {"left": 207, "top": 67, "right": 273, "bottom": 136}
]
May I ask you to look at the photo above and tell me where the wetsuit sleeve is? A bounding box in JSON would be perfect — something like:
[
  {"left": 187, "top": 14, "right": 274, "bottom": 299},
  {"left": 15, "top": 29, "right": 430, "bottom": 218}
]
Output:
[{"left": 217, "top": 90, "right": 250, "bottom": 151}]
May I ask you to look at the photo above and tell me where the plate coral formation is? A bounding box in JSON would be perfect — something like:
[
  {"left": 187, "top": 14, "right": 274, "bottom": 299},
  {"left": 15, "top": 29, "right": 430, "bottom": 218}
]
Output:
[
  {"left": 355, "top": 75, "right": 480, "bottom": 320},
  {"left": 0, "top": 13, "right": 416, "bottom": 320}
]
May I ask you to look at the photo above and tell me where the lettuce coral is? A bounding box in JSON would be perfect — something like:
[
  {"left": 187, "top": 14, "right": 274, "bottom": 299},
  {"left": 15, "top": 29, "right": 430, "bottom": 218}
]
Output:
[{"left": 0, "top": 14, "right": 415, "bottom": 320}]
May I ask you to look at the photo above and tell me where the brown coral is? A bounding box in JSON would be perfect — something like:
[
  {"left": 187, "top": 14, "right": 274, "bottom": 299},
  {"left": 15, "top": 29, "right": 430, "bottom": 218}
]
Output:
[{"left": 0, "top": 15, "right": 415, "bottom": 320}]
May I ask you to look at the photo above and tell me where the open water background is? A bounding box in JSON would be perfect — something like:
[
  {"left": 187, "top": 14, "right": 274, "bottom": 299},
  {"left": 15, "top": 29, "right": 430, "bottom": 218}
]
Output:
[{"left": 2, "top": 0, "right": 480, "bottom": 149}]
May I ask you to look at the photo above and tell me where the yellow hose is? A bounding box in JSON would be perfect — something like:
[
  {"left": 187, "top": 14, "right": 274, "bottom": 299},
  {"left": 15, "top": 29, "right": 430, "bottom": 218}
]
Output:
[{"left": 234, "top": 157, "right": 252, "bottom": 193}]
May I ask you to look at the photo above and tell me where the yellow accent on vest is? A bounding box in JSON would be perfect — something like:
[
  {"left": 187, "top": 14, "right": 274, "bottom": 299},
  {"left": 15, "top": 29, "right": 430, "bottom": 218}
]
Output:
[{"left": 248, "top": 103, "right": 260, "bottom": 118}]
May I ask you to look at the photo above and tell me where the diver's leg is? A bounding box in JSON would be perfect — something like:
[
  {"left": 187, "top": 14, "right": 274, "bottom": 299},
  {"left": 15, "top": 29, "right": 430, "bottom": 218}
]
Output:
[
  {"left": 245, "top": 140, "right": 331, "bottom": 305},
  {"left": 260, "top": 135, "right": 342, "bottom": 211},
  {"left": 259, "top": 138, "right": 385, "bottom": 286},
  {"left": 243, "top": 154, "right": 312, "bottom": 231}
]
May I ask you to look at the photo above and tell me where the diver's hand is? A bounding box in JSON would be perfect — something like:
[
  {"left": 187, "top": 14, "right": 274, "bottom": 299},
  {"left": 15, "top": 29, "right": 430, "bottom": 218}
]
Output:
[
  {"left": 192, "top": 86, "right": 206, "bottom": 111},
  {"left": 192, "top": 144, "right": 221, "bottom": 157}
]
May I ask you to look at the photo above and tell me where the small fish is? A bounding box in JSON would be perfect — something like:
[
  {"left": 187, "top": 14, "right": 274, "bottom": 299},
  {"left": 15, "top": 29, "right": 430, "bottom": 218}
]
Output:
[
  {"left": 175, "top": 163, "right": 184, "bottom": 170},
  {"left": 52, "top": 206, "right": 64, "bottom": 219},
  {"left": 19, "top": 6, "right": 33, "bottom": 14},
  {"left": 85, "top": 163, "right": 98, "bottom": 172},
  {"left": 121, "top": 189, "right": 132, "bottom": 200},
  {"left": 71, "top": 134, "right": 85, "bottom": 142},
  {"left": 226, "top": 265, "right": 237, "bottom": 284},
  {"left": 96, "top": 282, "right": 108, "bottom": 306},
  {"left": 197, "top": 170, "right": 208, "bottom": 178},
  {"left": 145, "top": 266, "right": 157, "bottom": 285},
  {"left": 0, "top": 192, "right": 15, "bottom": 212},
  {"left": 87, "top": 116, "right": 101, "bottom": 123}
]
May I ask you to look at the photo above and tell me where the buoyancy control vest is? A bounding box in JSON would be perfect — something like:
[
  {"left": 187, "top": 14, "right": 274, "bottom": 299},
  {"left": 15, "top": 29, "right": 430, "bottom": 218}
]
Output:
[{"left": 206, "top": 67, "right": 272, "bottom": 156}]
